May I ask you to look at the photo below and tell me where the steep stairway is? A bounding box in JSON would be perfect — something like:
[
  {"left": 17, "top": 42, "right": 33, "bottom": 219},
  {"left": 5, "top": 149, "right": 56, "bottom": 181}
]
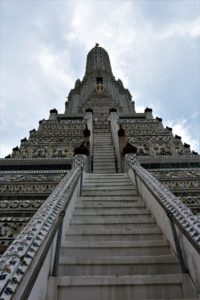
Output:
[
  {"left": 47, "top": 173, "right": 197, "bottom": 300},
  {"left": 93, "top": 122, "right": 116, "bottom": 173}
]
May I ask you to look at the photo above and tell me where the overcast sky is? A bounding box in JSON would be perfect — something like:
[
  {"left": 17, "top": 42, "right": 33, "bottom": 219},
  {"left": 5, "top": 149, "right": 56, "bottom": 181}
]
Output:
[{"left": 0, "top": 0, "right": 200, "bottom": 157}]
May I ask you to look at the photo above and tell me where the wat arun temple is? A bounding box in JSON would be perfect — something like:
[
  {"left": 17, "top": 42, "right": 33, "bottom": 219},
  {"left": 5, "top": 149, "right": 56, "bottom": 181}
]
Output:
[{"left": 0, "top": 45, "right": 199, "bottom": 299}]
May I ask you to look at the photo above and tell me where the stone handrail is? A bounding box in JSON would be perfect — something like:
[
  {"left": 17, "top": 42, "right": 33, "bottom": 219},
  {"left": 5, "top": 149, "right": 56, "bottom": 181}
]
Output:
[
  {"left": 125, "top": 154, "right": 200, "bottom": 252},
  {"left": 0, "top": 155, "right": 87, "bottom": 298}
]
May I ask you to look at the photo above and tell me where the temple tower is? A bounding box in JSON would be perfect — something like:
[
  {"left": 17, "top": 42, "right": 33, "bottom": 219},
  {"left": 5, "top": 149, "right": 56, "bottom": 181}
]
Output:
[{"left": 0, "top": 45, "right": 200, "bottom": 300}]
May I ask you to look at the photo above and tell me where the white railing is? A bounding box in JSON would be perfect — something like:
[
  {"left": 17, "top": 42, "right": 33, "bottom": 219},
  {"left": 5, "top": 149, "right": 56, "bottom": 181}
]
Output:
[
  {"left": 0, "top": 155, "right": 88, "bottom": 300},
  {"left": 125, "top": 154, "right": 200, "bottom": 293}
]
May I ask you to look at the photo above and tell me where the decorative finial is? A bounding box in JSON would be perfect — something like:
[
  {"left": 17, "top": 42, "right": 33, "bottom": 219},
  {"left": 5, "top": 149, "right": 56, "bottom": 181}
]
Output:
[{"left": 95, "top": 43, "right": 99, "bottom": 47}]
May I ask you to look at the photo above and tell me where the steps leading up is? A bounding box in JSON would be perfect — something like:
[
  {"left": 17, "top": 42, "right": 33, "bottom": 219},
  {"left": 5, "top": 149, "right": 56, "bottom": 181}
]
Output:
[
  {"left": 49, "top": 274, "right": 185, "bottom": 300},
  {"left": 92, "top": 123, "right": 116, "bottom": 173},
  {"left": 46, "top": 174, "right": 197, "bottom": 299}
]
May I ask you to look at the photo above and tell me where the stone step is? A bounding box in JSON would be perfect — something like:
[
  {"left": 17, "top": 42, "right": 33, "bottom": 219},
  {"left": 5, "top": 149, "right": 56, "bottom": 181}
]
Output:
[
  {"left": 93, "top": 163, "right": 116, "bottom": 168},
  {"left": 93, "top": 159, "right": 115, "bottom": 163},
  {"left": 94, "top": 141, "right": 112, "bottom": 144},
  {"left": 93, "top": 161, "right": 115, "bottom": 165},
  {"left": 93, "top": 148, "right": 113, "bottom": 150},
  {"left": 94, "top": 142, "right": 113, "bottom": 144},
  {"left": 94, "top": 125, "right": 110, "bottom": 127},
  {"left": 76, "top": 201, "right": 144, "bottom": 207},
  {"left": 81, "top": 189, "right": 137, "bottom": 196},
  {"left": 93, "top": 162, "right": 115, "bottom": 165},
  {"left": 93, "top": 152, "right": 114, "bottom": 155},
  {"left": 86, "top": 173, "right": 127, "bottom": 176},
  {"left": 92, "top": 167, "right": 116, "bottom": 171},
  {"left": 93, "top": 156, "right": 115, "bottom": 160},
  {"left": 83, "top": 179, "right": 131, "bottom": 184},
  {"left": 94, "top": 134, "right": 111, "bottom": 136},
  {"left": 84, "top": 178, "right": 132, "bottom": 184},
  {"left": 94, "top": 135, "right": 111, "bottom": 137},
  {"left": 93, "top": 156, "right": 115, "bottom": 159},
  {"left": 85, "top": 174, "right": 128, "bottom": 178},
  {"left": 71, "top": 215, "right": 153, "bottom": 224},
  {"left": 79, "top": 195, "right": 140, "bottom": 201},
  {"left": 93, "top": 145, "right": 113, "bottom": 148},
  {"left": 82, "top": 185, "right": 135, "bottom": 191},
  {"left": 93, "top": 155, "right": 114, "bottom": 158},
  {"left": 94, "top": 141, "right": 112, "bottom": 143},
  {"left": 73, "top": 207, "right": 149, "bottom": 216},
  {"left": 52, "top": 274, "right": 184, "bottom": 300},
  {"left": 94, "top": 148, "right": 114, "bottom": 151},
  {"left": 83, "top": 183, "right": 136, "bottom": 188},
  {"left": 93, "top": 170, "right": 116, "bottom": 174},
  {"left": 93, "top": 126, "right": 110, "bottom": 128},
  {"left": 93, "top": 152, "right": 114, "bottom": 154},
  {"left": 93, "top": 159, "right": 115, "bottom": 162},
  {"left": 93, "top": 130, "right": 110, "bottom": 133},
  {"left": 93, "top": 154, "right": 114, "bottom": 156},
  {"left": 82, "top": 182, "right": 133, "bottom": 187},
  {"left": 85, "top": 174, "right": 126, "bottom": 178},
  {"left": 93, "top": 133, "right": 110, "bottom": 135},
  {"left": 65, "top": 232, "right": 162, "bottom": 241},
  {"left": 94, "top": 132, "right": 110, "bottom": 134},
  {"left": 92, "top": 165, "right": 116, "bottom": 168},
  {"left": 94, "top": 137, "right": 112, "bottom": 139},
  {"left": 94, "top": 134, "right": 112, "bottom": 136},
  {"left": 93, "top": 161, "right": 115, "bottom": 164},
  {"left": 93, "top": 146, "right": 113, "bottom": 149},
  {"left": 94, "top": 144, "right": 112, "bottom": 146},
  {"left": 93, "top": 160, "right": 115, "bottom": 163},
  {"left": 94, "top": 143, "right": 113, "bottom": 145},
  {"left": 92, "top": 168, "right": 116, "bottom": 172},
  {"left": 92, "top": 167, "right": 116, "bottom": 172},
  {"left": 69, "top": 223, "right": 158, "bottom": 231},
  {"left": 61, "top": 240, "right": 171, "bottom": 257},
  {"left": 94, "top": 125, "right": 110, "bottom": 128},
  {"left": 66, "top": 227, "right": 161, "bottom": 236},
  {"left": 85, "top": 173, "right": 127, "bottom": 178},
  {"left": 92, "top": 167, "right": 116, "bottom": 169},
  {"left": 94, "top": 139, "right": 112, "bottom": 142},
  {"left": 58, "top": 255, "right": 179, "bottom": 276}
]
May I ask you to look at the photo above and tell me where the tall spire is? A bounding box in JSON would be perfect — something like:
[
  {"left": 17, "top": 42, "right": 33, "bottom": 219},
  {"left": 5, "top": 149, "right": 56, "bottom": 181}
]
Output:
[{"left": 85, "top": 44, "right": 113, "bottom": 75}]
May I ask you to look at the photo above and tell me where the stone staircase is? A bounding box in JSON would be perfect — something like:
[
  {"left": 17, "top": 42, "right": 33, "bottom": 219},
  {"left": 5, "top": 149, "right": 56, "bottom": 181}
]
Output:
[
  {"left": 47, "top": 173, "right": 197, "bottom": 300},
  {"left": 93, "top": 122, "right": 116, "bottom": 173}
]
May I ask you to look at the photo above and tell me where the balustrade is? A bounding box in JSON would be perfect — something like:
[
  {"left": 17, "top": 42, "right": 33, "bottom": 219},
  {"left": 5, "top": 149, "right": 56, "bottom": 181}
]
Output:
[{"left": 125, "top": 153, "right": 200, "bottom": 292}]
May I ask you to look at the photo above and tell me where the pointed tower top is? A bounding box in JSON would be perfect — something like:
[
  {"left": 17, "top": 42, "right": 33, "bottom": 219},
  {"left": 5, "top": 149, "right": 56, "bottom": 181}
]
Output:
[{"left": 85, "top": 45, "right": 113, "bottom": 75}]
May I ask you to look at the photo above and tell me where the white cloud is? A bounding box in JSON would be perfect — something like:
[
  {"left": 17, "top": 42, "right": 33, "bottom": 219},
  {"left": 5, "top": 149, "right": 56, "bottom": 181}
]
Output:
[
  {"left": 165, "top": 118, "right": 199, "bottom": 152},
  {"left": 155, "top": 18, "right": 200, "bottom": 40},
  {"left": 0, "top": 144, "right": 13, "bottom": 158},
  {"left": 0, "top": 0, "right": 199, "bottom": 158},
  {"left": 35, "top": 46, "right": 73, "bottom": 86}
]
